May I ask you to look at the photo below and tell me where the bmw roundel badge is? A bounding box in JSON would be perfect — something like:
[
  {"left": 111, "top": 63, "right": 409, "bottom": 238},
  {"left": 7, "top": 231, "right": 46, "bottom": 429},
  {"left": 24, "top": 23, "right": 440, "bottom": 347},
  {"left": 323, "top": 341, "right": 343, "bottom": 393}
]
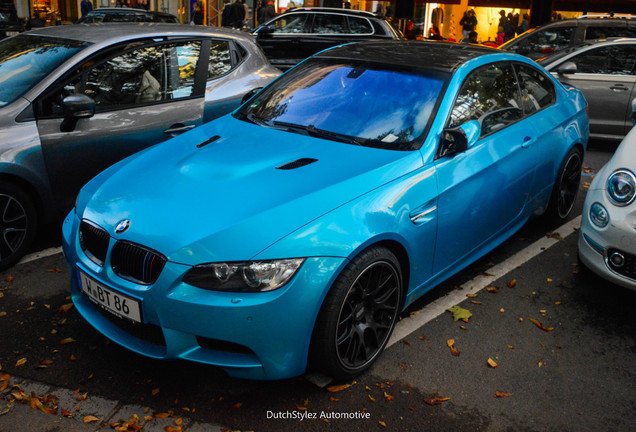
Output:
[{"left": 115, "top": 219, "right": 131, "bottom": 234}]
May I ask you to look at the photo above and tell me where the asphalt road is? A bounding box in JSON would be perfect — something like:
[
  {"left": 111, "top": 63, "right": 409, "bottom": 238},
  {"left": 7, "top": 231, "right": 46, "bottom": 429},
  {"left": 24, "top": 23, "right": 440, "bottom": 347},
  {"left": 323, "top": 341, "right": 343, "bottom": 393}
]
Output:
[{"left": 1, "top": 141, "right": 634, "bottom": 432}]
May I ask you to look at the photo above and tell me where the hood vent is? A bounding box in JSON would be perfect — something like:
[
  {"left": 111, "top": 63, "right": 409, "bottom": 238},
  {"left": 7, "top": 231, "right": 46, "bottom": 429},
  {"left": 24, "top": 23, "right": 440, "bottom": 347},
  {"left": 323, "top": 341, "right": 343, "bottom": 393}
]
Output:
[
  {"left": 197, "top": 135, "right": 220, "bottom": 148},
  {"left": 276, "top": 158, "right": 318, "bottom": 170}
]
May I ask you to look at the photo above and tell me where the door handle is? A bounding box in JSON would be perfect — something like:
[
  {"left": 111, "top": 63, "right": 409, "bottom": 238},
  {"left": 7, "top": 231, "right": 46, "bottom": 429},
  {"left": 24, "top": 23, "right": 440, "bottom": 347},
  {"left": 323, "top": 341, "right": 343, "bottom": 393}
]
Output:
[
  {"left": 521, "top": 136, "right": 536, "bottom": 149},
  {"left": 610, "top": 84, "right": 628, "bottom": 92},
  {"left": 163, "top": 124, "right": 196, "bottom": 135}
]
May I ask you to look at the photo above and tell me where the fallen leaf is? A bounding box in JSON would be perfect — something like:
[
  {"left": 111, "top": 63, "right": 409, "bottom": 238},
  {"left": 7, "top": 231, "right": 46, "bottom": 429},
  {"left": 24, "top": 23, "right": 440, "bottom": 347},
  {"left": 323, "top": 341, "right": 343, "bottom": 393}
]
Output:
[
  {"left": 175, "top": 418, "right": 183, "bottom": 426},
  {"left": 446, "top": 339, "right": 460, "bottom": 357},
  {"left": 0, "top": 373, "right": 10, "bottom": 392},
  {"left": 399, "top": 362, "right": 408, "bottom": 369},
  {"left": 384, "top": 391, "right": 394, "bottom": 401},
  {"left": 447, "top": 306, "right": 471, "bottom": 322},
  {"left": 529, "top": 318, "right": 554, "bottom": 332},
  {"left": 418, "top": 335, "right": 427, "bottom": 340},
  {"left": 470, "top": 300, "right": 482, "bottom": 305},
  {"left": 60, "top": 338, "right": 76, "bottom": 345},
  {"left": 233, "top": 402, "right": 243, "bottom": 409},
  {"left": 76, "top": 392, "right": 88, "bottom": 401},
  {"left": 155, "top": 413, "right": 170, "bottom": 419},
  {"left": 500, "top": 308, "right": 505, "bottom": 313},
  {"left": 70, "top": 355, "right": 77, "bottom": 361},
  {"left": 329, "top": 397, "right": 339, "bottom": 402},
  {"left": 83, "top": 415, "right": 100, "bottom": 423},
  {"left": 5, "top": 276, "right": 13, "bottom": 283},
  {"left": 547, "top": 278, "right": 553, "bottom": 283},
  {"left": 466, "top": 293, "right": 478, "bottom": 298},
  {"left": 378, "top": 421, "right": 387, "bottom": 428},
  {"left": 0, "top": 312, "right": 6, "bottom": 317},
  {"left": 403, "top": 340, "right": 410, "bottom": 346},
  {"left": 424, "top": 397, "right": 451, "bottom": 406},
  {"left": 61, "top": 409, "right": 73, "bottom": 418},
  {"left": 487, "top": 358, "right": 498, "bottom": 368},
  {"left": 15, "top": 358, "right": 26, "bottom": 367},
  {"left": 507, "top": 280, "right": 517, "bottom": 288},
  {"left": 486, "top": 286, "right": 499, "bottom": 293},
  {"left": 326, "top": 383, "right": 352, "bottom": 393},
  {"left": 368, "top": 395, "right": 376, "bottom": 403},
  {"left": 546, "top": 232, "right": 564, "bottom": 241},
  {"left": 39, "top": 359, "right": 54, "bottom": 366},
  {"left": 538, "top": 361, "right": 543, "bottom": 367},
  {"left": 460, "top": 325, "right": 467, "bottom": 330},
  {"left": 495, "top": 391, "right": 512, "bottom": 398},
  {"left": 58, "top": 303, "right": 74, "bottom": 314},
  {"left": 48, "top": 269, "right": 63, "bottom": 273}
]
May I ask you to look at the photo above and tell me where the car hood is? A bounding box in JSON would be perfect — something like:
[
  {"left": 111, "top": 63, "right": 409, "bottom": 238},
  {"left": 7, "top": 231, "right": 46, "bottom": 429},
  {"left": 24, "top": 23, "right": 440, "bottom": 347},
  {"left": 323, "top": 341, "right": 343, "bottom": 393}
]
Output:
[{"left": 80, "top": 116, "right": 424, "bottom": 265}]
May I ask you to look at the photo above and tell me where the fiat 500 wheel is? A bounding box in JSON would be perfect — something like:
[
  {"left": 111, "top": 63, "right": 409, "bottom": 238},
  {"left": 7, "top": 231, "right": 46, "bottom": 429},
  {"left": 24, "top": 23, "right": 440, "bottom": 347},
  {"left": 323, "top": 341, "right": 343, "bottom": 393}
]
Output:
[
  {"left": 310, "top": 246, "right": 403, "bottom": 380},
  {"left": 0, "top": 181, "right": 37, "bottom": 271}
]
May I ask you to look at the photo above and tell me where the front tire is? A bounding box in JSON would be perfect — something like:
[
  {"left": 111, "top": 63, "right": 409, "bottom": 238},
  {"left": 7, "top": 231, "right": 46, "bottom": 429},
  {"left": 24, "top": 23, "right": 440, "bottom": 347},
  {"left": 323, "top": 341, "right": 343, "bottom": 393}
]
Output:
[
  {"left": 310, "top": 246, "right": 403, "bottom": 380},
  {"left": 545, "top": 146, "right": 582, "bottom": 225},
  {"left": 0, "top": 181, "right": 37, "bottom": 271}
]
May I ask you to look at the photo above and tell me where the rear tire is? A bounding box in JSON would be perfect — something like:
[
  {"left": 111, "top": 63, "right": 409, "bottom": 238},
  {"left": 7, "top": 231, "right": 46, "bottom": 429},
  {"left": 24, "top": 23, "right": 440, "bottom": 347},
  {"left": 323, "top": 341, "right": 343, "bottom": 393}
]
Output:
[
  {"left": 309, "top": 246, "right": 403, "bottom": 380},
  {"left": 0, "top": 181, "right": 37, "bottom": 271},
  {"left": 545, "top": 146, "right": 582, "bottom": 225}
]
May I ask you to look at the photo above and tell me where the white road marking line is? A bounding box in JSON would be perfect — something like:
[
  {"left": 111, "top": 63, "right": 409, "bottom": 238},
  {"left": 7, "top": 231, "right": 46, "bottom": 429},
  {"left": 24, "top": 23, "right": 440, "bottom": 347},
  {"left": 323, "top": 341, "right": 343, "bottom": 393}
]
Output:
[
  {"left": 17, "top": 246, "right": 63, "bottom": 265},
  {"left": 387, "top": 215, "right": 582, "bottom": 347}
]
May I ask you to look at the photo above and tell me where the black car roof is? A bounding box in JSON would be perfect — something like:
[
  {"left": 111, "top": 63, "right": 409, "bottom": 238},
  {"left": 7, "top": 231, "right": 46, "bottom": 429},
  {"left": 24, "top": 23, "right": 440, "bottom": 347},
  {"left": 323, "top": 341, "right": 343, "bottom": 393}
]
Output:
[
  {"left": 314, "top": 40, "right": 498, "bottom": 72},
  {"left": 282, "top": 7, "right": 378, "bottom": 18}
]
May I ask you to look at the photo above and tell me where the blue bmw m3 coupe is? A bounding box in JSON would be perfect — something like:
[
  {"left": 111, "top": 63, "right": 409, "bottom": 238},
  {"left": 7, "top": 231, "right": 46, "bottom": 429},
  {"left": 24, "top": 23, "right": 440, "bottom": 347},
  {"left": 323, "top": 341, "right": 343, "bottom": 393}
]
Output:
[{"left": 63, "top": 41, "right": 589, "bottom": 380}]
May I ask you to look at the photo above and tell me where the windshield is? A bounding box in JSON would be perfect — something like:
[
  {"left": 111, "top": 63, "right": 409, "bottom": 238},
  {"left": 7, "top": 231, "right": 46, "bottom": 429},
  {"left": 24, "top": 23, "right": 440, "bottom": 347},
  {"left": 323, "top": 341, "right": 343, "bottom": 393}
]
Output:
[
  {"left": 0, "top": 34, "right": 89, "bottom": 108},
  {"left": 236, "top": 60, "right": 447, "bottom": 150}
]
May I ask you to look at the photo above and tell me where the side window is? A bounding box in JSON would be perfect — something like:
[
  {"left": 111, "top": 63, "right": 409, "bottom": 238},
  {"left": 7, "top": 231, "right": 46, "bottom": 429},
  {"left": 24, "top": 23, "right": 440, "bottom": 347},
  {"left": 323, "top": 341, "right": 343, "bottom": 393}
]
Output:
[
  {"left": 584, "top": 25, "right": 635, "bottom": 40},
  {"left": 348, "top": 17, "right": 373, "bottom": 35},
  {"left": 39, "top": 41, "right": 202, "bottom": 116},
  {"left": 512, "top": 26, "right": 575, "bottom": 55},
  {"left": 515, "top": 64, "right": 555, "bottom": 114},
  {"left": 207, "top": 40, "right": 232, "bottom": 79},
  {"left": 269, "top": 14, "right": 307, "bottom": 33},
  {"left": 449, "top": 63, "right": 523, "bottom": 137},
  {"left": 312, "top": 14, "right": 347, "bottom": 34},
  {"left": 572, "top": 45, "right": 636, "bottom": 75}
]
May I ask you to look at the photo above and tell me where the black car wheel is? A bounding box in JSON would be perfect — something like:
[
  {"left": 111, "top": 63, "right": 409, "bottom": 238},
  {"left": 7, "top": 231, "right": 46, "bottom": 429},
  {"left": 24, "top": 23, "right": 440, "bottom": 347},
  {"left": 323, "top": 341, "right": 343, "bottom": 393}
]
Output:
[
  {"left": 0, "top": 181, "right": 37, "bottom": 271},
  {"left": 546, "top": 146, "right": 582, "bottom": 224},
  {"left": 310, "top": 246, "right": 403, "bottom": 380}
]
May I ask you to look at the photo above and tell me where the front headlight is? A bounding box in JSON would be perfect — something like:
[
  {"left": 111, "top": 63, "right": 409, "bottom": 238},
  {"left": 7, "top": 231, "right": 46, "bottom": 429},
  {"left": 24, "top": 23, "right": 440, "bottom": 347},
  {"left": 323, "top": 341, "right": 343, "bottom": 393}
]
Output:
[
  {"left": 607, "top": 169, "right": 636, "bottom": 206},
  {"left": 183, "top": 258, "right": 305, "bottom": 292}
]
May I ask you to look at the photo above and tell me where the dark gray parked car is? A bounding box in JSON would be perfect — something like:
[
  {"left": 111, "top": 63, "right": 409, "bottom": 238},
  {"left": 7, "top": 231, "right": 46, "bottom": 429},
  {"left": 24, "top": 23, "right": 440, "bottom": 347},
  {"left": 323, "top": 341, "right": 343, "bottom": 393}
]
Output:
[
  {"left": 251, "top": 7, "right": 403, "bottom": 70},
  {"left": 0, "top": 23, "right": 280, "bottom": 269},
  {"left": 539, "top": 38, "right": 636, "bottom": 140},
  {"left": 501, "top": 14, "right": 636, "bottom": 60},
  {"left": 76, "top": 8, "right": 178, "bottom": 24}
]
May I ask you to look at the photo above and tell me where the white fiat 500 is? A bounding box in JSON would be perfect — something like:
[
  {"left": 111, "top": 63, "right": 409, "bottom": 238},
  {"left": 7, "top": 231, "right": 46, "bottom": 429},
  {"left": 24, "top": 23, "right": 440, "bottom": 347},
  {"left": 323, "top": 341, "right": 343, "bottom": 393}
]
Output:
[{"left": 579, "top": 98, "right": 636, "bottom": 291}]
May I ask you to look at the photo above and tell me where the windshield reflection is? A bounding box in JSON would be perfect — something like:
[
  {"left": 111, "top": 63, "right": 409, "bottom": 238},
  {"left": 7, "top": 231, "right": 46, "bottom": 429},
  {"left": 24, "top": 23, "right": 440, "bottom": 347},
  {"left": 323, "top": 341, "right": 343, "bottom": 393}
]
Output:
[
  {"left": 237, "top": 60, "right": 447, "bottom": 150},
  {"left": 0, "top": 35, "right": 90, "bottom": 107}
]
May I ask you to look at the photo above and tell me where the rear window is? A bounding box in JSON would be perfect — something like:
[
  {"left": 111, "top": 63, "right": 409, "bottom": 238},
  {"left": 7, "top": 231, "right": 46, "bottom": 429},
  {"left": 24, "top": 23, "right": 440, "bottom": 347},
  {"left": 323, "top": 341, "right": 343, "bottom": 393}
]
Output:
[{"left": 584, "top": 25, "right": 636, "bottom": 40}]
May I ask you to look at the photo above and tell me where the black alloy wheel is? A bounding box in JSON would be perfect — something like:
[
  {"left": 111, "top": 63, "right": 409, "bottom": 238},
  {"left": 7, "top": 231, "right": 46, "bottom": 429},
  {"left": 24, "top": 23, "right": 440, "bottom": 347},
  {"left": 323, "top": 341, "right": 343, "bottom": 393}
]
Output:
[
  {"left": 546, "top": 146, "right": 582, "bottom": 224},
  {"left": 310, "top": 246, "right": 403, "bottom": 380},
  {"left": 0, "top": 181, "right": 37, "bottom": 271}
]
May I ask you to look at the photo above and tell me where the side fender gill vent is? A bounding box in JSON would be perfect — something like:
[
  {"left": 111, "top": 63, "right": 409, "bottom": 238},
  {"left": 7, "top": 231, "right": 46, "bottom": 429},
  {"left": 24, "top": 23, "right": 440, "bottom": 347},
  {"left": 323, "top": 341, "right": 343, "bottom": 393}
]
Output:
[
  {"left": 197, "top": 135, "right": 221, "bottom": 148},
  {"left": 276, "top": 158, "right": 318, "bottom": 170}
]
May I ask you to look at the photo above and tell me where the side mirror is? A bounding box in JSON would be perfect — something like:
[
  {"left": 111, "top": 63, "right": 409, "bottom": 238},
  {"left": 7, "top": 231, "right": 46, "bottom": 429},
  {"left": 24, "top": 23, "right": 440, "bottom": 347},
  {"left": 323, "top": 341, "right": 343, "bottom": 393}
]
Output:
[
  {"left": 439, "top": 120, "right": 481, "bottom": 158},
  {"left": 631, "top": 97, "right": 636, "bottom": 126},
  {"left": 241, "top": 87, "right": 263, "bottom": 105},
  {"left": 60, "top": 94, "right": 95, "bottom": 132},
  {"left": 255, "top": 25, "right": 272, "bottom": 37},
  {"left": 556, "top": 61, "right": 577, "bottom": 75}
]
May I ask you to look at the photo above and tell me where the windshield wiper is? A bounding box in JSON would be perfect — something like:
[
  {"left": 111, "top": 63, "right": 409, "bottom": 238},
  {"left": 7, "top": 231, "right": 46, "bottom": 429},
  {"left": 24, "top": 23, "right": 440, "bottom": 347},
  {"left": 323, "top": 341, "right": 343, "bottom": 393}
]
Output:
[{"left": 272, "top": 121, "right": 367, "bottom": 146}]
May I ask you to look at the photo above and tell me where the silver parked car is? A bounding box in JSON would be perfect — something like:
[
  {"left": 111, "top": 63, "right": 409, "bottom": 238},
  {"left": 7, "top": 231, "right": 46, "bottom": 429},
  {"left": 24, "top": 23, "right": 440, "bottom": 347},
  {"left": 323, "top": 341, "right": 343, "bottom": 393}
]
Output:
[
  {"left": 0, "top": 23, "right": 280, "bottom": 269},
  {"left": 579, "top": 98, "right": 636, "bottom": 291},
  {"left": 539, "top": 38, "right": 636, "bottom": 140}
]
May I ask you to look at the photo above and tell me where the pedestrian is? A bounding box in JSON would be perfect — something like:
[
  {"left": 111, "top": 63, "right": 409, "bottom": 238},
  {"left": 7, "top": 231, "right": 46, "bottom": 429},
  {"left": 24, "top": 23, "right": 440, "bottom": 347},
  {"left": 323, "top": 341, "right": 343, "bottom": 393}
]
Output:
[
  {"left": 404, "top": 20, "right": 417, "bottom": 40},
  {"left": 459, "top": 10, "right": 477, "bottom": 40},
  {"left": 25, "top": 12, "right": 46, "bottom": 30},
  {"left": 258, "top": 1, "right": 275, "bottom": 24},
  {"left": 191, "top": 1, "right": 204, "bottom": 25},
  {"left": 495, "top": 25, "right": 505, "bottom": 45},
  {"left": 461, "top": 30, "right": 478, "bottom": 44},
  {"left": 498, "top": 10, "right": 513, "bottom": 42},
  {"left": 241, "top": 0, "right": 249, "bottom": 26},
  {"left": 518, "top": 13, "right": 529, "bottom": 33},
  {"left": 80, "top": 0, "right": 93, "bottom": 17}
]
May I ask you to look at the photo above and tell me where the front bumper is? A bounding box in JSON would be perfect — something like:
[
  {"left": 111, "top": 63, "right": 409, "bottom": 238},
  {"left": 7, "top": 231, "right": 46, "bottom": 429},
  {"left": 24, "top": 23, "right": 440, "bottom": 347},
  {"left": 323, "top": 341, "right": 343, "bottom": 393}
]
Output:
[
  {"left": 62, "top": 212, "right": 346, "bottom": 380},
  {"left": 578, "top": 187, "right": 636, "bottom": 292}
]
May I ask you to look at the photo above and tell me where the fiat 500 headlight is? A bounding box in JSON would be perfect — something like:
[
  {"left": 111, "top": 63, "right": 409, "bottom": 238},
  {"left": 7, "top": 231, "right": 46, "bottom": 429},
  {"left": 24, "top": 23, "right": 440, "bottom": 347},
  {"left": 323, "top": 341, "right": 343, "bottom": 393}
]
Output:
[
  {"left": 183, "top": 258, "right": 305, "bottom": 292},
  {"left": 607, "top": 169, "right": 636, "bottom": 206}
]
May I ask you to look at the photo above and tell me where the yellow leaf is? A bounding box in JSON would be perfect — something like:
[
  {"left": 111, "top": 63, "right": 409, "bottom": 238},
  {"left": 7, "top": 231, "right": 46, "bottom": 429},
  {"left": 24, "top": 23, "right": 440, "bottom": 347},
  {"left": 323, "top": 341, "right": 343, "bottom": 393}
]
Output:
[
  {"left": 76, "top": 392, "right": 88, "bottom": 401},
  {"left": 495, "top": 391, "right": 512, "bottom": 398},
  {"left": 15, "top": 358, "right": 26, "bottom": 367},
  {"left": 61, "top": 409, "right": 73, "bottom": 418},
  {"left": 175, "top": 417, "right": 183, "bottom": 426},
  {"left": 384, "top": 391, "right": 394, "bottom": 401},
  {"left": 329, "top": 397, "right": 339, "bottom": 402},
  {"left": 326, "top": 383, "right": 352, "bottom": 393},
  {"left": 547, "top": 278, "right": 553, "bottom": 283},
  {"left": 151, "top": 388, "right": 160, "bottom": 396},
  {"left": 487, "top": 358, "right": 498, "bottom": 368},
  {"left": 423, "top": 397, "right": 451, "bottom": 406},
  {"left": 528, "top": 318, "right": 554, "bottom": 332},
  {"left": 5, "top": 276, "right": 13, "bottom": 283},
  {"left": 83, "top": 415, "right": 100, "bottom": 423},
  {"left": 447, "top": 305, "right": 471, "bottom": 322},
  {"left": 0, "top": 373, "right": 10, "bottom": 392},
  {"left": 39, "top": 359, "right": 54, "bottom": 366},
  {"left": 155, "top": 412, "right": 170, "bottom": 419},
  {"left": 466, "top": 293, "right": 478, "bottom": 298},
  {"left": 232, "top": 403, "right": 242, "bottom": 409},
  {"left": 507, "top": 280, "right": 517, "bottom": 288},
  {"left": 446, "top": 339, "right": 460, "bottom": 356},
  {"left": 0, "top": 312, "right": 6, "bottom": 317},
  {"left": 368, "top": 395, "right": 376, "bottom": 403},
  {"left": 379, "top": 421, "right": 387, "bottom": 427},
  {"left": 58, "top": 303, "right": 74, "bottom": 314},
  {"left": 60, "top": 338, "right": 76, "bottom": 345}
]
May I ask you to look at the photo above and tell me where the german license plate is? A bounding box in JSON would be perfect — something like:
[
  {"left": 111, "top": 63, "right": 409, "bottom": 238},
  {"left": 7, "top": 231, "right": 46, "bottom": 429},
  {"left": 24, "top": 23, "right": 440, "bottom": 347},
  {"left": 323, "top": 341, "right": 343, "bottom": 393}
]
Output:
[{"left": 79, "top": 270, "right": 141, "bottom": 323}]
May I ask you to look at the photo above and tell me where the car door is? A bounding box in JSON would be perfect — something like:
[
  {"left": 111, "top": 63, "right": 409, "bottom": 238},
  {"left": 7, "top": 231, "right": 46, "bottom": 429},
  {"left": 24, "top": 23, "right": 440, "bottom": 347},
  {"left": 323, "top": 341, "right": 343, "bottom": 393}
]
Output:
[
  {"left": 34, "top": 38, "right": 208, "bottom": 213},
  {"left": 504, "top": 23, "right": 576, "bottom": 59},
  {"left": 301, "top": 13, "right": 349, "bottom": 58},
  {"left": 555, "top": 43, "right": 636, "bottom": 138},
  {"left": 255, "top": 12, "right": 310, "bottom": 69},
  {"left": 433, "top": 62, "right": 537, "bottom": 274}
]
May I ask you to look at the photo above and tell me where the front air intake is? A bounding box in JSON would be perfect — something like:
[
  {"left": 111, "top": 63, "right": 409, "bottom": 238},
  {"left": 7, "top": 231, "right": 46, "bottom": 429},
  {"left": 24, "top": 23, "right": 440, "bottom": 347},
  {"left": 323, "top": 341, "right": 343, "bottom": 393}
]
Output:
[{"left": 111, "top": 241, "right": 166, "bottom": 285}]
